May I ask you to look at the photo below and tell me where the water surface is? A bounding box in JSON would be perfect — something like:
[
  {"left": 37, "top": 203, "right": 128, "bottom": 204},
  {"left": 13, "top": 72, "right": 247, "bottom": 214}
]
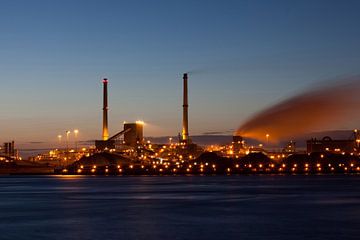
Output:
[{"left": 0, "top": 175, "right": 359, "bottom": 240}]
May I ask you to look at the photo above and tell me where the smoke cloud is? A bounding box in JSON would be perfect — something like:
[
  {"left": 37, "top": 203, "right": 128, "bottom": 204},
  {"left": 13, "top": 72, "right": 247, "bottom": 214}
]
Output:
[{"left": 236, "top": 76, "right": 360, "bottom": 142}]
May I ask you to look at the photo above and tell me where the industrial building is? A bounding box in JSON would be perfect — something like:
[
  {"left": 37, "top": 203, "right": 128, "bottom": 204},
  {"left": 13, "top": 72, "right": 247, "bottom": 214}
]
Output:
[
  {"left": 232, "top": 135, "right": 243, "bottom": 153},
  {"left": 124, "top": 122, "right": 144, "bottom": 147},
  {"left": 54, "top": 75, "right": 360, "bottom": 175},
  {"left": 283, "top": 141, "right": 296, "bottom": 153},
  {"left": 95, "top": 78, "right": 145, "bottom": 151},
  {"left": 306, "top": 136, "right": 357, "bottom": 154},
  {"left": 95, "top": 121, "right": 144, "bottom": 150},
  {"left": 3, "top": 141, "right": 15, "bottom": 157}
]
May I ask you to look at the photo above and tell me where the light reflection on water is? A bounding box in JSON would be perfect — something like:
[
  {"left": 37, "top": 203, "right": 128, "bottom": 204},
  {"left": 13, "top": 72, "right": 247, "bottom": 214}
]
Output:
[{"left": 0, "top": 175, "right": 359, "bottom": 240}]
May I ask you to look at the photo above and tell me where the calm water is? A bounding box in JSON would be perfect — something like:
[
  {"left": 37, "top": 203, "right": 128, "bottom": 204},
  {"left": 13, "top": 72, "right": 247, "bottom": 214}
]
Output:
[{"left": 0, "top": 175, "right": 359, "bottom": 240}]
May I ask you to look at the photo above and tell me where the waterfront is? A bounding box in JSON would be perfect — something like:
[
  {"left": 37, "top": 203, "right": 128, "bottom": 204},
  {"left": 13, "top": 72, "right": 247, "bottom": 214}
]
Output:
[{"left": 0, "top": 175, "right": 359, "bottom": 240}]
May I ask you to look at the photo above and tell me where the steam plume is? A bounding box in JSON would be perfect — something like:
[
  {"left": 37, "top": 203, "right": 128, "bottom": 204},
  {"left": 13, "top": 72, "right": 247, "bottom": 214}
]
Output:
[{"left": 236, "top": 76, "right": 360, "bottom": 142}]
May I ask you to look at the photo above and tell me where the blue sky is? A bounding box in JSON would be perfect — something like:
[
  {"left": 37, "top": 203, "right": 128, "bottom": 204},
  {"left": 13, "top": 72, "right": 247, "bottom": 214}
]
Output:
[{"left": 0, "top": 0, "right": 360, "bottom": 145}]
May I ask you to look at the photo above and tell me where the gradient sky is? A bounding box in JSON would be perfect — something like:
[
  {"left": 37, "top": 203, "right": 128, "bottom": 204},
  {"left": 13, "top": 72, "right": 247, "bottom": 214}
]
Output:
[{"left": 1, "top": 0, "right": 360, "bottom": 146}]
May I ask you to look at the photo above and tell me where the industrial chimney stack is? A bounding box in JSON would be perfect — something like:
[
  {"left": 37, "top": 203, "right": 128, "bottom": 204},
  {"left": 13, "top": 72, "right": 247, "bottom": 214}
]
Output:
[
  {"left": 182, "top": 73, "right": 189, "bottom": 143},
  {"left": 102, "top": 78, "right": 109, "bottom": 141}
]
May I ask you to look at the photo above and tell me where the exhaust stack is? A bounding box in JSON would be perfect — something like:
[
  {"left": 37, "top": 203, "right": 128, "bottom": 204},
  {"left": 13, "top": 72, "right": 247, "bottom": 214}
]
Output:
[
  {"left": 102, "top": 78, "right": 109, "bottom": 141},
  {"left": 182, "top": 73, "right": 189, "bottom": 143}
]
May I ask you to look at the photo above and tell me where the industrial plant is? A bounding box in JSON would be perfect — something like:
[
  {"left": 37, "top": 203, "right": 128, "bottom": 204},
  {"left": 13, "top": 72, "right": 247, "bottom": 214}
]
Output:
[
  {"left": 53, "top": 74, "right": 360, "bottom": 175},
  {"left": 1, "top": 73, "right": 360, "bottom": 175}
]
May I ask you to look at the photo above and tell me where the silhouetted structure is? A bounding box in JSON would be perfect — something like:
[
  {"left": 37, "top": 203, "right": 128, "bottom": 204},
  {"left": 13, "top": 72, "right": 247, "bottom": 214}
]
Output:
[
  {"left": 182, "top": 73, "right": 189, "bottom": 144},
  {"left": 3, "top": 141, "right": 15, "bottom": 157},
  {"left": 283, "top": 141, "right": 296, "bottom": 153},
  {"left": 124, "top": 122, "right": 144, "bottom": 147},
  {"left": 102, "top": 78, "right": 109, "bottom": 141},
  {"left": 307, "top": 136, "right": 356, "bottom": 153},
  {"left": 232, "top": 135, "right": 243, "bottom": 153}
]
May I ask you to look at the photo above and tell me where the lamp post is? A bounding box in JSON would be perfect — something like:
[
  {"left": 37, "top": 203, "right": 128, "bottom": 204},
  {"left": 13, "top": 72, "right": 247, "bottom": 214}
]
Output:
[
  {"left": 354, "top": 130, "right": 359, "bottom": 154},
  {"left": 66, "top": 131, "right": 70, "bottom": 152},
  {"left": 266, "top": 134, "right": 270, "bottom": 144},
  {"left": 74, "top": 129, "right": 79, "bottom": 152},
  {"left": 57, "top": 135, "right": 62, "bottom": 149}
]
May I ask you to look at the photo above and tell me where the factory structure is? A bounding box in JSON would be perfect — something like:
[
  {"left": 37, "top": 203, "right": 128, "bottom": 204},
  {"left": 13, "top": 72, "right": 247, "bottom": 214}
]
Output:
[
  {"left": 91, "top": 73, "right": 199, "bottom": 157},
  {"left": 18, "top": 72, "right": 360, "bottom": 175},
  {"left": 181, "top": 73, "right": 190, "bottom": 144},
  {"left": 0, "top": 141, "right": 18, "bottom": 160},
  {"left": 95, "top": 78, "right": 144, "bottom": 151},
  {"left": 230, "top": 133, "right": 360, "bottom": 157},
  {"left": 94, "top": 77, "right": 144, "bottom": 150},
  {"left": 99, "top": 73, "right": 192, "bottom": 150},
  {"left": 306, "top": 136, "right": 358, "bottom": 154},
  {"left": 102, "top": 78, "right": 109, "bottom": 141}
]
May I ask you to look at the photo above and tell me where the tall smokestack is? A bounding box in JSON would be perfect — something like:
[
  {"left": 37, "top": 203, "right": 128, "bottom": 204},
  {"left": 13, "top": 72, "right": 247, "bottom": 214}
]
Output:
[
  {"left": 182, "top": 73, "right": 189, "bottom": 143},
  {"left": 102, "top": 78, "right": 109, "bottom": 141}
]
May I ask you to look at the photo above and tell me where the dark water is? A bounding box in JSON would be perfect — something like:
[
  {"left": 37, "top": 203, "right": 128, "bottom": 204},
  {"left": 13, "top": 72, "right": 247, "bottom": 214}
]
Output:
[{"left": 0, "top": 175, "right": 359, "bottom": 240}]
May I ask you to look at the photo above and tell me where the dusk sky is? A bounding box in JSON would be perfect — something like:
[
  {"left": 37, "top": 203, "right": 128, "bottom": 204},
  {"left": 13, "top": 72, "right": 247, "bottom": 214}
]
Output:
[{"left": 1, "top": 0, "right": 360, "bottom": 146}]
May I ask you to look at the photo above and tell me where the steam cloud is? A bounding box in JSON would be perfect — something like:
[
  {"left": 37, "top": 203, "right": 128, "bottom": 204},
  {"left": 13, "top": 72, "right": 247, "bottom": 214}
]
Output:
[{"left": 236, "top": 76, "right": 360, "bottom": 142}]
